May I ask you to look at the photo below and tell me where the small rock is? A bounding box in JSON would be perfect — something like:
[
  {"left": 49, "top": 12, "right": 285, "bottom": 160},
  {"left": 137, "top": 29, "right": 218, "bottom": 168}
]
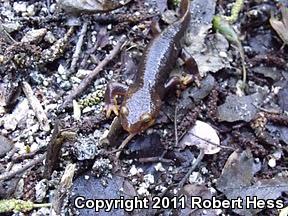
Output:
[
  {"left": 219, "top": 51, "right": 228, "bottom": 58},
  {"left": 0, "top": 135, "right": 13, "bottom": 157},
  {"left": 49, "top": 3, "right": 57, "bottom": 14},
  {"left": 187, "top": 74, "right": 215, "bottom": 102},
  {"left": 129, "top": 165, "right": 139, "bottom": 176},
  {"left": 60, "top": 81, "right": 72, "bottom": 91},
  {"left": 73, "top": 137, "right": 98, "bottom": 160},
  {"left": 13, "top": 2, "right": 27, "bottom": 13},
  {"left": 26, "top": 4, "right": 35, "bottom": 16},
  {"left": 35, "top": 179, "right": 48, "bottom": 202},
  {"left": 76, "top": 69, "right": 91, "bottom": 79},
  {"left": 29, "top": 71, "right": 44, "bottom": 85},
  {"left": 3, "top": 99, "right": 30, "bottom": 130},
  {"left": 44, "top": 31, "right": 56, "bottom": 44},
  {"left": 268, "top": 157, "right": 276, "bottom": 168},
  {"left": 2, "top": 22, "right": 21, "bottom": 33},
  {"left": 188, "top": 172, "right": 203, "bottom": 184},
  {"left": 162, "top": 10, "right": 178, "bottom": 24},
  {"left": 21, "top": 28, "right": 47, "bottom": 44},
  {"left": 217, "top": 93, "right": 264, "bottom": 122}
]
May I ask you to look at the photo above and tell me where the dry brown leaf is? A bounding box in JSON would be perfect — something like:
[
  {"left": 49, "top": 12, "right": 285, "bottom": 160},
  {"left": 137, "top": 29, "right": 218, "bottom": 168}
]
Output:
[{"left": 270, "top": 6, "right": 288, "bottom": 47}]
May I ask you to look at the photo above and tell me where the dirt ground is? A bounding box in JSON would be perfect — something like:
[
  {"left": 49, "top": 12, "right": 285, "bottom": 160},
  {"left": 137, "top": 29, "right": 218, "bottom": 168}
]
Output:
[{"left": 0, "top": 0, "right": 288, "bottom": 215}]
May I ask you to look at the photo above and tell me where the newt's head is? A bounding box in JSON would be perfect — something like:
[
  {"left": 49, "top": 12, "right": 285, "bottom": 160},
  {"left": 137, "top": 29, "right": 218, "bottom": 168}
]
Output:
[{"left": 119, "top": 90, "right": 161, "bottom": 134}]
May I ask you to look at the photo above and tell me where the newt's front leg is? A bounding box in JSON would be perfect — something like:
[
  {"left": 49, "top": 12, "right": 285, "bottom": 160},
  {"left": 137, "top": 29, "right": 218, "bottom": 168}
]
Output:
[{"left": 104, "top": 82, "right": 128, "bottom": 117}]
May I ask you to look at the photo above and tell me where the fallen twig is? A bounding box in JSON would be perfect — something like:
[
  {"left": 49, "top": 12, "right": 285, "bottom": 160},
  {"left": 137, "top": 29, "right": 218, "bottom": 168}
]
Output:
[
  {"left": 70, "top": 22, "right": 88, "bottom": 73},
  {"left": 178, "top": 149, "right": 205, "bottom": 189},
  {"left": 174, "top": 104, "right": 179, "bottom": 146},
  {"left": 22, "top": 81, "right": 50, "bottom": 131},
  {"left": 116, "top": 133, "right": 136, "bottom": 159},
  {"left": 50, "top": 163, "right": 76, "bottom": 216},
  {"left": 0, "top": 154, "right": 45, "bottom": 181},
  {"left": 44, "top": 121, "right": 76, "bottom": 178},
  {"left": 0, "top": 21, "right": 17, "bottom": 44},
  {"left": 61, "top": 35, "right": 127, "bottom": 109}
]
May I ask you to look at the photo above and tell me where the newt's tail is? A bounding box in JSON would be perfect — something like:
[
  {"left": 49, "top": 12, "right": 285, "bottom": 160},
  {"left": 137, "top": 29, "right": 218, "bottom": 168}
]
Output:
[
  {"left": 176, "top": 0, "right": 191, "bottom": 30},
  {"left": 179, "top": 0, "right": 190, "bottom": 18}
]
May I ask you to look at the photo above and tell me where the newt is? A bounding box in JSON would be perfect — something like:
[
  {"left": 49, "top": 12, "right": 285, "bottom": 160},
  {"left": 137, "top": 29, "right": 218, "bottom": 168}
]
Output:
[{"left": 104, "top": 0, "right": 198, "bottom": 134}]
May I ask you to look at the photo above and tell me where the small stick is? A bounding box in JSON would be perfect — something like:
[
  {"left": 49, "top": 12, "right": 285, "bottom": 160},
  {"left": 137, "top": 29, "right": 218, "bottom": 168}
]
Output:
[
  {"left": 138, "top": 157, "right": 173, "bottom": 164},
  {"left": 186, "top": 132, "right": 236, "bottom": 150},
  {"left": 174, "top": 104, "right": 179, "bottom": 146},
  {"left": 0, "top": 154, "right": 45, "bottom": 181},
  {"left": 50, "top": 163, "right": 76, "bottom": 216},
  {"left": 115, "top": 133, "right": 136, "bottom": 159},
  {"left": 0, "top": 21, "right": 17, "bottom": 44},
  {"left": 22, "top": 81, "right": 50, "bottom": 131},
  {"left": 61, "top": 35, "right": 127, "bottom": 109},
  {"left": 70, "top": 22, "right": 88, "bottom": 73},
  {"left": 178, "top": 149, "right": 205, "bottom": 189}
]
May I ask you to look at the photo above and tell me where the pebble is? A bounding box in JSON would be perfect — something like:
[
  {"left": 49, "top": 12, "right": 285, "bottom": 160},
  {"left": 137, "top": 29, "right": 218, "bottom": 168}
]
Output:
[
  {"left": 21, "top": 28, "right": 47, "bottom": 43},
  {"left": 154, "top": 162, "right": 165, "bottom": 172},
  {"left": 268, "top": 157, "right": 276, "bottom": 168},
  {"left": 74, "top": 137, "right": 98, "bottom": 160},
  {"left": 60, "top": 81, "right": 72, "bottom": 91},
  {"left": 35, "top": 179, "right": 48, "bottom": 202},
  {"left": 76, "top": 69, "right": 91, "bottom": 79},
  {"left": 129, "top": 165, "right": 138, "bottom": 176},
  {"left": 30, "top": 71, "right": 44, "bottom": 85},
  {"left": 42, "top": 80, "right": 49, "bottom": 87},
  {"left": 3, "top": 99, "right": 30, "bottom": 130},
  {"left": 26, "top": 4, "right": 35, "bottom": 16},
  {"left": 49, "top": 3, "right": 57, "bottom": 14},
  {"left": 44, "top": 31, "right": 56, "bottom": 44},
  {"left": 219, "top": 51, "right": 228, "bottom": 58},
  {"left": 0, "top": 135, "right": 13, "bottom": 157},
  {"left": 13, "top": 2, "right": 27, "bottom": 13},
  {"left": 70, "top": 76, "right": 81, "bottom": 84},
  {"left": 2, "top": 22, "right": 21, "bottom": 33}
]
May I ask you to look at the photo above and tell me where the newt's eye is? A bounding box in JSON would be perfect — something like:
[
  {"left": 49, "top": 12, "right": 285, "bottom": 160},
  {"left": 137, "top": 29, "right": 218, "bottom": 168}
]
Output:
[
  {"left": 141, "top": 113, "right": 152, "bottom": 123},
  {"left": 120, "top": 106, "right": 129, "bottom": 116}
]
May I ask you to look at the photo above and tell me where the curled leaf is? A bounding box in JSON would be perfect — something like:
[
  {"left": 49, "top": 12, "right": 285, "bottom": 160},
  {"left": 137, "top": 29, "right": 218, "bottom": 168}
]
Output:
[{"left": 179, "top": 120, "right": 221, "bottom": 155}]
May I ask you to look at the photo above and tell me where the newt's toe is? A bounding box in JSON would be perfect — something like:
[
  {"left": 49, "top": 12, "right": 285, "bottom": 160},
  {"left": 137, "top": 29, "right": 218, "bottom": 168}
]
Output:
[
  {"left": 104, "top": 104, "right": 119, "bottom": 118},
  {"left": 180, "top": 74, "right": 194, "bottom": 88}
]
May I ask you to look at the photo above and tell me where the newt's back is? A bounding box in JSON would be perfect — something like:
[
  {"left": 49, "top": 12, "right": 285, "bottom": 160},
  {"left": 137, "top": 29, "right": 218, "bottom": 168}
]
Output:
[
  {"left": 119, "top": 0, "right": 191, "bottom": 134},
  {"left": 134, "top": 0, "right": 191, "bottom": 93}
]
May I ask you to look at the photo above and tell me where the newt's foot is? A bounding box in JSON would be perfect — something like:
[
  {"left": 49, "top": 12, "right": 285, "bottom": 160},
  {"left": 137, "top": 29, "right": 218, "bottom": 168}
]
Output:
[
  {"left": 180, "top": 74, "right": 194, "bottom": 89},
  {"left": 104, "top": 103, "right": 119, "bottom": 118}
]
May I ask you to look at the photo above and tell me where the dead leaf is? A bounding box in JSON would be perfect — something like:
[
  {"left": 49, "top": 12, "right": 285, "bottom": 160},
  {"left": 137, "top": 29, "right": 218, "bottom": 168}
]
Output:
[
  {"left": 180, "top": 120, "right": 221, "bottom": 155},
  {"left": 217, "top": 149, "right": 260, "bottom": 193},
  {"left": 217, "top": 93, "right": 264, "bottom": 122},
  {"left": 71, "top": 174, "right": 135, "bottom": 215},
  {"left": 180, "top": 184, "right": 218, "bottom": 216},
  {"left": 216, "top": 149, "right": 288, "bottom": 216},
  {"left": 270, "top": 6, "right": 288, "bottom": 46}
]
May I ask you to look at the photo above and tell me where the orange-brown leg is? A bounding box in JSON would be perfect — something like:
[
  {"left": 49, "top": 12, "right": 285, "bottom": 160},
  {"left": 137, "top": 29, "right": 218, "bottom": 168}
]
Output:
[{"left": 104, "top": 82, "right": 128, "bottom": 117}]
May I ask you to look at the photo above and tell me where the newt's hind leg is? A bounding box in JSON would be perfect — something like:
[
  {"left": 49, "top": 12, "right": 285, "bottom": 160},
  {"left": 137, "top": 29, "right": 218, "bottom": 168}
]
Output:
[
  {"left": 104, "top": 82, "right": 128, "bottom": 118},
  {"left": 150, "top": 18, "right": 162, "bottom": 36},
  {"left": 180, "top": 48, "right": 200, "bottom": 86}
]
